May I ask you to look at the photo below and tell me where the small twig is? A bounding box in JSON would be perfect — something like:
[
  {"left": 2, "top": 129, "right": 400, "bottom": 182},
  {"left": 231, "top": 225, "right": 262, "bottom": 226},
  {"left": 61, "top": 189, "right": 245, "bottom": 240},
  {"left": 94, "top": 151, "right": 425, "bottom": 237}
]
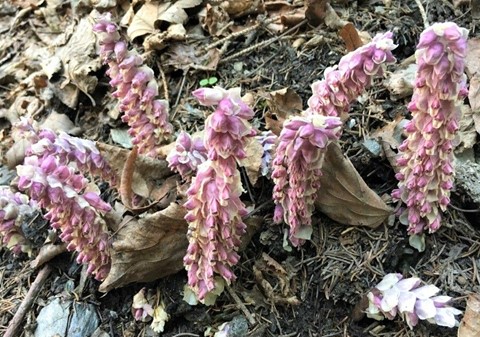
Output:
[
  {"left": 226, "top": 285, "right": 256, "bottom": 325},
  {"left": 449, "top": 203, "right": 480, "bottom": 213},
  {"left": 219, "top": 19, "right": 307, "bottom": 65},
  {"left": 157, "top": 61, "right": 169, "bottom": 102},
  {"left": 414, "top": 0, "right": 429, "bottom": 28},
  {"left": 4, "top": 265, "right": 52, "bottom": 337},
  {"left": 173, "top": 74, "right": 187, "bottom": 113}
]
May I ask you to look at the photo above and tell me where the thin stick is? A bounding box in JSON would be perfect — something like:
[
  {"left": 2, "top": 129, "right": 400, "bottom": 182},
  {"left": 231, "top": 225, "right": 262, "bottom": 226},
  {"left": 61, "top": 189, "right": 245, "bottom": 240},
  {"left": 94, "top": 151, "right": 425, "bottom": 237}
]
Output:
[
  {"left": 219, "top": 20, "right": 307, "bottom": 65},
  {"left": 414, "top": 0, "right": 429, "bottom": 28},
  {"left": 4, "top": 265, "right": 52, "bottom": 337},
  {"left": 226, "top": 285, "right": 255, "bottom": 325},
  {"left": 157, "top": 61, "right": 169, "bottom": 102}
]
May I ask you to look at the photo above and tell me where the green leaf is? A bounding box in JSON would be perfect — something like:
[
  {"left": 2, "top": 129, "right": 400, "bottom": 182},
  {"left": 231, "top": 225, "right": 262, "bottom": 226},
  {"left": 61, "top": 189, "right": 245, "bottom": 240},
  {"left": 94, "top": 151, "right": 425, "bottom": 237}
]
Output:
[{"left": 199, "top": 78, "right": 209, "bottom": 87}]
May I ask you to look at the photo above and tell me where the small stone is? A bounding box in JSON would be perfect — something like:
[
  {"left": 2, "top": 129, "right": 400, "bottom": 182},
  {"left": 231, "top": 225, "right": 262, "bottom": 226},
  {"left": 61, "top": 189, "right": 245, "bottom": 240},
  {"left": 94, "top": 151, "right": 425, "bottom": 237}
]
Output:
[
  {"left": 233, "top": 62, "right": 243, "bottom": 72},
  {"left": 35, "top": 298, "right": 71, "bottom": 337},
  {"left": 67, "top": 302, "right": 100, "bottom": 337},
  {"left": 457, "top": 276, "right": 467, "bottom": 285}
]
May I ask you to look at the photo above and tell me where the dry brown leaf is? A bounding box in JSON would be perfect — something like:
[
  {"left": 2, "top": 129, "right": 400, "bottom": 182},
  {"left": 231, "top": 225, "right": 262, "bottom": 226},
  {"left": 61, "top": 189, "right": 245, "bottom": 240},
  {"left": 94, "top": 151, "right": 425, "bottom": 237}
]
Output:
[
  {"left": 370, "top": 114, "right": 407, "bottom": 150},
  {"left": 99, "top": 203, "right": 189, "bottom": 292},
  {"left": 241, "top": 137, "right": 264, "bottom": 185},
  {"left": 143, "top": 23, "right": 187, "bottom": 51},
  {"left": 263, "top": 1, "right": 305, "bottom": 32},
  {"left": 339, "top": 22, "right": 363, "bottom": 51},
  {"left": 469, "top": 75, "right": 480, "bottom": 113},
  {"left": 11, "top": 0, "right": 39, "bottom": 8},
  {"left": 56, "top": 15, "right": 100, "bottom": 105},
  {"left": 200, "top": 4, "right": 231, "bottom": 36},
  {"left": 6, "top": 139, "right": 29, "bottom": 169},
  {"left": 222, "top": 0, "right": 255, "bottom": 17},
  {"left": 466, "top": 39, "right": 480, "bottom": 113},
  {"left": 96, "top": 142, "right": 174, "bottom": 200},
  {"left": 120, "top": 146, "right": 138, "bottom": 209},
  {"left": 40, "top": 111, "right": 76, "bottom": 133},
  {"left": 465, "top": 38, "right": 480, "bottom": 78},
  {"left": 315, "top": 142, "right": 392, "bottom": 228},
  {"left": 385, "top": 62, "right": 416, "bottom": 99},
  {"left": 253, "top": 253, "right": 300, "bottom": 305},
  {"left": 305, "top": 0, "right": 327, "bottom": 26},
  {"left": 264, "top": 87, "right": 302, "bottom": 134},
  {"left": 457, "top": 104, "right": 478, "bottom": 153},
  {"left": 165, "top": 43, "right": 220, "bottom": 71},
  {"left": 31, "top": 243, "right": 67, "bottom": 268},
  {"left": 323, "top": 2, "right": 348, "bottom": 29},
  {"left": 458, "top": 294, "right": 480, "bottom": 337},
  {"left": 127, "top": 0, "right": 201, "bottom": 41},
  {"left": 127, "top": 2, "right": 164, "bottom": 40}
]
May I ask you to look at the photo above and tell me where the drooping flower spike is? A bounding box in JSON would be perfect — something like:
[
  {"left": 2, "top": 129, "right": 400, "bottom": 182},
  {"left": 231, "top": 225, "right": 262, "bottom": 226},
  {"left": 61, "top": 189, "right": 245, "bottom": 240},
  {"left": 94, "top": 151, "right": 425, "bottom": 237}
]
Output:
[
  {"left": 93, "top": 13, "right": 173, "bottom": 157},
  {"left": 273, "top": 31, "right": 397, "bottom": 246}
]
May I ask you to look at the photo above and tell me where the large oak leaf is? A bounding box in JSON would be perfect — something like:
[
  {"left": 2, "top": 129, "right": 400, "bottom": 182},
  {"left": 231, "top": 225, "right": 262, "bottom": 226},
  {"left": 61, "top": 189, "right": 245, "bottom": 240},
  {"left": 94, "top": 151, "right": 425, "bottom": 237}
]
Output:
[
  {"left": 316, "top": 142, "right": 392, "bottom": 228},
  {"left": 99, "top": 203, "right": 188, "bottom": 292}
]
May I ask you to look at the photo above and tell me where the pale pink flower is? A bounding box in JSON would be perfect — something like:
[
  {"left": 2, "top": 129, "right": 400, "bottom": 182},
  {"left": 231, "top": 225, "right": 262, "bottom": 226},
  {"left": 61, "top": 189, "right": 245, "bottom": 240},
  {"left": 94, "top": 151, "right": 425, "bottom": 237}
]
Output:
[
  {"left": 366, "top": 273, "right": 462, "bottom": 329},
  {"left": 167, "top": 131, "right": 207, "bottom": 181},
  {"left": 306, "top": 32, "right": 397, "bottom": 118},
  {"left": 0, "top": 188, "right": 35, "bottom": 255}
]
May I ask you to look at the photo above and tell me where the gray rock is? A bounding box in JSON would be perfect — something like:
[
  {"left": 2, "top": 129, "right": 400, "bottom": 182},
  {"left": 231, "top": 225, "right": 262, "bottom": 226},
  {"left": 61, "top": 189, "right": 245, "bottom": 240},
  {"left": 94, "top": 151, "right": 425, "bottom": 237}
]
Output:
[
  {"left": 455, "top": 160, "right": 480, "bottom": 204},
  {"left": 67, "top": 302, "right": 100, "bottom": 337},
  {"left": 35, "top": 298, "right": 100, "bottom": 337},
  {"left": 35, "top": 298, "right": 71, "bottom": 337}
]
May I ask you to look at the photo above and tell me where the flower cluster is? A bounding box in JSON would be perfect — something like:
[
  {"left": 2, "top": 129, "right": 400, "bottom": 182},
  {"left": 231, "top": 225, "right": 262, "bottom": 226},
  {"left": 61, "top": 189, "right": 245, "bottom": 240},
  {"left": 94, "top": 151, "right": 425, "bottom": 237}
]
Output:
[
  {"left": 366, "top": 273, "right": 462, "bottom": 329},
  {"left": 16, "top": 127, "right": 114, "bottom": 280},
  {"left": 17, "top": 155, "right": 111, "bottom": 280},
  {"left": 93, "top": 13, "right": 173, "bottom": 157},
  {"left": 306, "top": 32, "right": 397, "bottom": 118},
  {"left": 272, "top": 115, "right": 342, "bottom": 246},
  {"left": 167, "top": 131, "right": 207, "bottom": 181},
  {"left": 392, "top": 22, "right": 468, "bottom": 235},
  {"left": 28, "top": 129, "right": 116, "bottom": 185},
  {"left": 0, "top": 187, "right": 35, "bottom": 255},
  {"left": 272, "top": 32, "right": 396, "bottom": 246},
  {"left": 183, "top": 87, "right": 255, "bottom": 300}
]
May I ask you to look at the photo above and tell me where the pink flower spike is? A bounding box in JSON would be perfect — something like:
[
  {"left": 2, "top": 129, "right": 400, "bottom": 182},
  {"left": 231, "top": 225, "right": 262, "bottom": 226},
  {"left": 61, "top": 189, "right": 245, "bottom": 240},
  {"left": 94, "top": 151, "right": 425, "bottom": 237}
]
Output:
[
  {"left": 393, "top": 22, "right": 468, "bottom": 236},
  {"left": 272, "top": 114, "right": 342, "bottom": 246},
  {"left": 93, "top": 13, "right": 173, "bottom": 157},
  {"left": 184, "top": 87, "right": 254, "bottom": 301}
]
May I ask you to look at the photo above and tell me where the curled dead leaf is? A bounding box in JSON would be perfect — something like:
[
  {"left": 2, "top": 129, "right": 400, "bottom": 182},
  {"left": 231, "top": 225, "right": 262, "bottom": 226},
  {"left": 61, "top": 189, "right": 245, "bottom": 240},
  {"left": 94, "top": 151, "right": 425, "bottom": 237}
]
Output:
[
  {"left": 222, "top": 0, "right": 256, "bottom": 17},
  {"left": 315, "top": 142, "right": 392, "bottom": 228}
]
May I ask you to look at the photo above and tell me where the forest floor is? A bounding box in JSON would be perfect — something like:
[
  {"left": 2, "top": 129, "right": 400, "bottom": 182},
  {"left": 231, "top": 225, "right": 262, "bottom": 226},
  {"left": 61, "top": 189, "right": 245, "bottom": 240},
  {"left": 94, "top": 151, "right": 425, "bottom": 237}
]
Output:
[{"left": 1, "top": 0, "right": 480, "bottom": 336}]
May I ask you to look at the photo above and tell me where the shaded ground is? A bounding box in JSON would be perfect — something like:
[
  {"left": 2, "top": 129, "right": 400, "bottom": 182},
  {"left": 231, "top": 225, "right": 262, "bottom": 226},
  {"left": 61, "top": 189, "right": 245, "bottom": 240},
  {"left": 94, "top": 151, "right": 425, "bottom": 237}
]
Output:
[{"left": 1, "top": 0, "right": 480, "bottom": 337}]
